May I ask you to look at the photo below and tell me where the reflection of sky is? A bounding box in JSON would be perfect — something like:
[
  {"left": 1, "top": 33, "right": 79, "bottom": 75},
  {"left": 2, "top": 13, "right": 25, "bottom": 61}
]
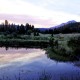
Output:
[
  {"left": 0, "top": 48, "right": 41, "bottom": 54},
  {"left": 0, "top": 48, "right": 45, "bottom": 66},
  {"left": 0, "top": 0, "right": 80, "bottom": 28},
  {"left": 0, "top": 48, "right": 80, "bottom": 80}
]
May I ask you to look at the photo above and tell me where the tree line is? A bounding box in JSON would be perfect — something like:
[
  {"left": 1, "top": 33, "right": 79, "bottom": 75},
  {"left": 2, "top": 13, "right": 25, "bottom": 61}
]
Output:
[
  {"left": 0, "top": 21, "right": 80, "bottom": 35},
  {"left": 39, "top": 22, "right": 80, "bottom": 34},
  {"left": 0, "top": 22, "right": 40, "bottom": 36},
  {"left": 52, "top": 22, "right": 80, "bottom": 34}
]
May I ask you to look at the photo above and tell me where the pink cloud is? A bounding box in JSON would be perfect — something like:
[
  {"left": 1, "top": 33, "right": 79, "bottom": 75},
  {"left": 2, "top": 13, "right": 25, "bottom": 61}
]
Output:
[{"left": 0, "top": 14, "right": 56, "bottom": 28}]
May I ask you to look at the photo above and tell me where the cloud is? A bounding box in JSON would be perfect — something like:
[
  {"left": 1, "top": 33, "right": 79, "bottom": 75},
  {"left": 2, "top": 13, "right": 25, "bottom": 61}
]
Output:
[
  {"left": 0, "top": 14, "right": 56, "bottom": 28},
  {"left": 0, "top": 0, "right": 80, "bottom": 28}
]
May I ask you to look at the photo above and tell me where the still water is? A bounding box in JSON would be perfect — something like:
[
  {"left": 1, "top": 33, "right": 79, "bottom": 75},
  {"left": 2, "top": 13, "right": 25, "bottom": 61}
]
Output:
[{"left": 0, "top": 47, "right": 80, "bottom": 80}]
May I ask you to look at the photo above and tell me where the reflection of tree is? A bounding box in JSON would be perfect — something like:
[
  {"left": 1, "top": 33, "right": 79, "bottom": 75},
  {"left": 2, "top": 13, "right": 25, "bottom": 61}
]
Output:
[
  {"left": 68, "top": 37, "right": 80, "bottom": 60},
  {"left": 46, "top": 46, "right": 78, "bottom": 62},
  {"left": 74, "top": 61, "right": 80, "bottom": 67},
  {"left": 5, "top": 46, "right": 9, "bottom": 50}
]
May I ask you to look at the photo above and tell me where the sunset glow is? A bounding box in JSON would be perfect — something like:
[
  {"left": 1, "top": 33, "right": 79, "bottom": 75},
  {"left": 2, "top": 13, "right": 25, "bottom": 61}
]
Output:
[{"left": 0, "top": 0, "right": 80, "bottom": 28}]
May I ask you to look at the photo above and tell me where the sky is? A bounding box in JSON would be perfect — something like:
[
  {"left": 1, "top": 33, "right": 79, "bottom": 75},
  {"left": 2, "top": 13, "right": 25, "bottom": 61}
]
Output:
[{"left": 0, "top": 0, "right": 80, "bottom": 28}]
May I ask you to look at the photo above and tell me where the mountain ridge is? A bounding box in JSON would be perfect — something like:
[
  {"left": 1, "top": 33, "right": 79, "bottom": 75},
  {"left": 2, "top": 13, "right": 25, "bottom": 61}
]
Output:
[{"left": 50, "top": 20, "right": 77, "bottom": 29}]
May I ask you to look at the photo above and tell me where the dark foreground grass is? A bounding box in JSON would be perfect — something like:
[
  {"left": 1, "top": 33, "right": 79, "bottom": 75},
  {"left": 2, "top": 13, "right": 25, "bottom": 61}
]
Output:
[{"left": 0, "top": 39, "right": 49, "bottom": 48}]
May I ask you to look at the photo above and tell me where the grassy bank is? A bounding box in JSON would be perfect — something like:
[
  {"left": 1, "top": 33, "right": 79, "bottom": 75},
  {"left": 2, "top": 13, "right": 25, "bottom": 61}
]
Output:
[
  {"left": 46, "top": 48, "right": 78, "bottom": 62},
  {"left": 0, "top": 39, "right": 50, "bottom": 48},
  {"left": 0, "top": 33, "right": 80, "bottom": 61},
  {"left": 46, "top": 34, "right": 80, "bottom": 62},
  {"left": 0, "top": 34, "right": 51, "bottom": 48}
]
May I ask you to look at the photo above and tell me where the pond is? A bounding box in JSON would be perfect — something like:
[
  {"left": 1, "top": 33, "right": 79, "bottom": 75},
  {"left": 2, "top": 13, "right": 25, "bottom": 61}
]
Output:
[{"left": 0, "top": 47, "right": 80, "bottom": 80}]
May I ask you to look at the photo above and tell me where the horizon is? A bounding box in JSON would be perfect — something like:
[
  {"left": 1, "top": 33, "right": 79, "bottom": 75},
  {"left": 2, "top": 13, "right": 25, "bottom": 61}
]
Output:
[
  {"left": 0, "top": 19, "right": 79, "bottom": 28},
  {"left": 0, "top": 0, "right": 80, "bottom": 28}
]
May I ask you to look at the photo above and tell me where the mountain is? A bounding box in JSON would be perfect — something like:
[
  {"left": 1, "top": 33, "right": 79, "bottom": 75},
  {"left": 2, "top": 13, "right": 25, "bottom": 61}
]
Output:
[
  {"left": 50, "top": 20, "right": 77, "bottom": 29},
  {"left": 36, "top": 20, "right": 80, "bottom": 34},
  {"left": 66, "top": 20, "right": 77, "bottom": 24},
  {"left": 50, "top": 20, "right": 80, "bottom": 34}
]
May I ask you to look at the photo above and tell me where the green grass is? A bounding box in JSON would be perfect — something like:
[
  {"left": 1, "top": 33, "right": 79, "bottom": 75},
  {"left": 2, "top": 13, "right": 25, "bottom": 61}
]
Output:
[
  {"left": 0, "top": 34, "right": 51, "bottom": 48},
  {"left": 48, "top": 33, "right": 80, "bottom": 62},
  {"left": 46, "top": 48, "right": 77, "bottom": 62},
  {"left": 0, "top": 33, "right": 80, "bottom": 61}
]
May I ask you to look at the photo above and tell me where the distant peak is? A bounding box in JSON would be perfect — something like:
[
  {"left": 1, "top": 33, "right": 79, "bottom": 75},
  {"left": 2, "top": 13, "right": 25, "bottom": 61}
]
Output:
[
  {"left": 67, "top": 20, "right": 77, "bottom": 24},
  {"left": 50, "top": 20, "right": 77, "bottom": 29}
]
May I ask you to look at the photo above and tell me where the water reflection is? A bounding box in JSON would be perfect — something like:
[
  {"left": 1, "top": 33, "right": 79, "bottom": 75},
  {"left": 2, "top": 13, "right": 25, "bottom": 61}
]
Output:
[
  {"left": 0, "top": 47, "right": 80, "bottom": 80},
  {"left": 0, "top": 48, "right": 45, "bottom": 66}
]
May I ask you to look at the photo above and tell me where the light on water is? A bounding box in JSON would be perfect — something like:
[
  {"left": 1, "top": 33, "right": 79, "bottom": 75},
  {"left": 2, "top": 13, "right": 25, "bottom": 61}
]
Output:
[
  {"left": 0, "top": 48, "right": 45, "bottom": 67},
  {"left": 0, "top": 47, "right": 80, "bottom": 80}
]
